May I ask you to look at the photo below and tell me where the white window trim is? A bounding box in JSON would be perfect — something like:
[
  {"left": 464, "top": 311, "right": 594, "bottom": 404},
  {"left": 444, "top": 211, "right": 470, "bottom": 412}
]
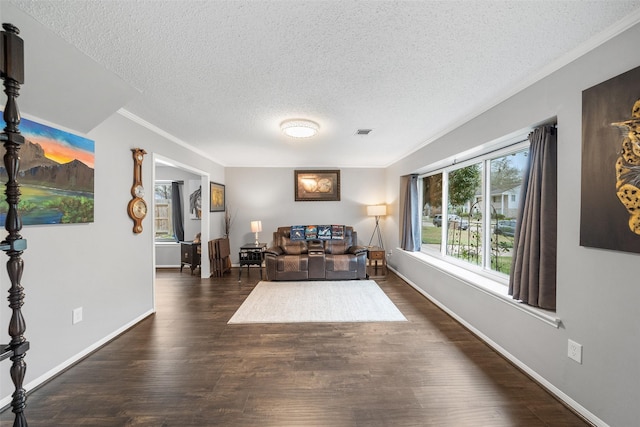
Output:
[{"left": 404, "top": 249, "right": 561, "bottom": 328}]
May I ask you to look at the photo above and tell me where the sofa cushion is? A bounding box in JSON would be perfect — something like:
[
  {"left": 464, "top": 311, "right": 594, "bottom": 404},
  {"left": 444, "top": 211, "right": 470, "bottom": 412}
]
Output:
[
  {"left": 325, "top": 254, "right": 353, "bottom": 271},
  {"left": 280, "top": 236, "right": 308, "bottom": 255},
  {"left": 278, "top": 255, "right": 309, "bottom": 272},
  {"left": 324, "top": 229, "right": 353, "bottom": 254},
  {"left": 325, "top": 240, "right": 348, "bottom": 254}
]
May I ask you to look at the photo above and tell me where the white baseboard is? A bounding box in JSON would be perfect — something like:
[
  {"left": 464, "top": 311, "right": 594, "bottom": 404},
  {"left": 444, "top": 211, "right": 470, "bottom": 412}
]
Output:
[
  {"left": 2, "top": 269, "right": 606, "bottom": 426},
  {"left": 0, "top": 309, "right": 155, "bottom": 410},
  {"left": 388, "top": 266, "right": 605, "bottom": 427}
]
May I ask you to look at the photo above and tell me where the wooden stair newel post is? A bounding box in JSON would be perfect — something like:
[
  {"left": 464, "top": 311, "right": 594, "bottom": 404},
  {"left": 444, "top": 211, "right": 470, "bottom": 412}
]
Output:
[{"left": 0, "top": 22, "right": 29, "bottom": 427}]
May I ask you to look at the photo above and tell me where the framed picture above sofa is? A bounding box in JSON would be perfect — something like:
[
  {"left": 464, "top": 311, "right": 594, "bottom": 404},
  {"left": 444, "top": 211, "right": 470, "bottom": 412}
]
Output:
[{"left": 294, "top": 170, "right": 340, "bottom": 201}]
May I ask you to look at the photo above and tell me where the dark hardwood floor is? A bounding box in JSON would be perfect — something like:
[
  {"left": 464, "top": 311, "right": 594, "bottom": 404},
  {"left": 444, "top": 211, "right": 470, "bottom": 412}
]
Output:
[{"left": 1, "top": 268, "right": 589, "bottom": 426}]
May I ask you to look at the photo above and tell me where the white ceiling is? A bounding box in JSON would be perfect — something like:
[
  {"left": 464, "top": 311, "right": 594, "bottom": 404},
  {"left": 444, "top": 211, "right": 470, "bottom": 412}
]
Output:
[{"left": 6, "top": 1, "right": 640, "bottom": 168}]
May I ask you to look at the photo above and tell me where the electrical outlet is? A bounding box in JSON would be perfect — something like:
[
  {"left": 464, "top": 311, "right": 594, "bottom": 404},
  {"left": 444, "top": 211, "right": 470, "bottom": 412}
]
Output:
[
  {"left": 72, "top": 307, "right": 83, "bottom": 325},
  {"left": 568, "top": 339, "right": 582, "bottom": 364}
]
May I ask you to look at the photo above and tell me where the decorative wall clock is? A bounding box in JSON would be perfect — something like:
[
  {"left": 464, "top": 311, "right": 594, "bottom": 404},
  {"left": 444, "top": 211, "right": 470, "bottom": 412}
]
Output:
[{"left": 127, "top": 148, "right": 147, "bottom": 233}]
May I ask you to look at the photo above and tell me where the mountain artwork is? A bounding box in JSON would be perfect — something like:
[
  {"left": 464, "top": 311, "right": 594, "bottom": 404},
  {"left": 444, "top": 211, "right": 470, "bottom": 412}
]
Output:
[{"left": 0, "top": 115, "right": 94, "bottom": 225}]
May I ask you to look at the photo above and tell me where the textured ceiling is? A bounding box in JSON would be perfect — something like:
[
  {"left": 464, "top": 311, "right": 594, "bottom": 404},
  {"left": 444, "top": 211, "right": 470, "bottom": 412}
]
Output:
[{"left": 6, "top": 1, "right": 640, "bottom": 168}]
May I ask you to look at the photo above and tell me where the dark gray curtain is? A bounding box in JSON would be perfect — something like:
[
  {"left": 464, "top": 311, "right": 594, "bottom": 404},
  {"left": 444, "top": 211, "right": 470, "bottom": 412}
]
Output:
[
  {"left": 400, "top": 174, "right": 421, "bottom": 251},
  {"left": 509, "top": 125, "right": 557, "bottom": 310},
  {"left": 171, "top": 181, "right": 185, "bottom": 242}
]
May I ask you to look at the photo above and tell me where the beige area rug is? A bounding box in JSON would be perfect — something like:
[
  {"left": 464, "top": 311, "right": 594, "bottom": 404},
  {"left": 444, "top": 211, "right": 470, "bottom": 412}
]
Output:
[{"left": 228, "top": 280, "right": 407, "bottom": 324}]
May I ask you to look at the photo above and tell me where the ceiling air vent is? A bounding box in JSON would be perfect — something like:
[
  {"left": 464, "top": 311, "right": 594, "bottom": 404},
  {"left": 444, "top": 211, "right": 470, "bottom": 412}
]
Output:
[{"left": 356, "top": 129, "right": 372, "bottom": 135}]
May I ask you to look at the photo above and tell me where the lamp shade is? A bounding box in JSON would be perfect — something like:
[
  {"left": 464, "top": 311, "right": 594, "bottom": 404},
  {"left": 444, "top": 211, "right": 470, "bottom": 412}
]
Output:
[
  {"left": 367, "top": 205, "right": 387, "bottom": 217},
  {"left": 250, "top": 220, "right": 262, "bottom": 233}
]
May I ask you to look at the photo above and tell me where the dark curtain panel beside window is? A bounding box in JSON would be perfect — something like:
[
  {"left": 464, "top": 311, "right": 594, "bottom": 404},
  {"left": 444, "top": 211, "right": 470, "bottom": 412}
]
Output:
[
  {"left": 509, "top": 125, "right": 557, "bottom": 310},
  {"left": 171, "top": 181, "right": 185, "bottom": 242},
  {"left": 400, "top": 174, "right": 421, "bottom": 251}
]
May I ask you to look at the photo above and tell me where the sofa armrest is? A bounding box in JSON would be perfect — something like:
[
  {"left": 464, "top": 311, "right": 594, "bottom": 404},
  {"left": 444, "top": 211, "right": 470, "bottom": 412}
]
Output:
[
  {"left": 265, "top": 246, "right": 284, "bottom": 256},
  {"left": 348, "top": 245, "right": 368, "bottom": 256}
]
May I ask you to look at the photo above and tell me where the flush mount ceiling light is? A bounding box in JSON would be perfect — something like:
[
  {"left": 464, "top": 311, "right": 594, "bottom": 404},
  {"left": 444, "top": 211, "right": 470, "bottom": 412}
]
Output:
[{"left": 281, "top": 119, "right": 319, "bottom": 138}]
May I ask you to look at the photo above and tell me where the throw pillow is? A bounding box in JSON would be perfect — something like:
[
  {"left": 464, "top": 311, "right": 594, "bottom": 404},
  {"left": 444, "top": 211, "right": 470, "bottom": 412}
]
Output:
[
  {"left": 290, "top": 225, "right": 306, "bottom": 241},
  {"left": 305, "top": 225, "right": 317, "bottom": 240},
  {"left": 318, "top": 225, "right": 332, "bottom": 240},
  {"left": 331, "top": 225, "right": 344, "bottom": 239}
]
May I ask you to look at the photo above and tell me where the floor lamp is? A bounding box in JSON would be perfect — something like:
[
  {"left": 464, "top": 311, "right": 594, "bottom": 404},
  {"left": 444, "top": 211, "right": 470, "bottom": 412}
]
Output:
[{"left": 367, "top": 205, "right": 387, "bottom": 249}]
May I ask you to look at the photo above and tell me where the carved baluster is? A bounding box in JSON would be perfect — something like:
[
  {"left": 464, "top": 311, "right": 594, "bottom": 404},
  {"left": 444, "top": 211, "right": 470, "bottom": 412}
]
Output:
[{"left": 1, "top": 22, "right": 29, "bottom": 427}]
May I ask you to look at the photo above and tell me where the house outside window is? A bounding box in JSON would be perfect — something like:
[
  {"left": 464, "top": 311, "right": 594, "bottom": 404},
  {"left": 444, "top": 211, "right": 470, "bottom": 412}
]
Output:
[{"left": 420, "top": 143, "right": 529, "bottom": 279}]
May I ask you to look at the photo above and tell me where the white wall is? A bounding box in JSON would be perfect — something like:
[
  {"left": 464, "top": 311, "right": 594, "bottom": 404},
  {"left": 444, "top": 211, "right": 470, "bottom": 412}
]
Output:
[
  {"left": 224, "top": 167, "right": 386, "bottom": 263},
  {"left": 0, "top": 111, "right": 225, "bottom": 407},
  {"left": 386, "top": 22, "right": 640, "bottom": 427}
]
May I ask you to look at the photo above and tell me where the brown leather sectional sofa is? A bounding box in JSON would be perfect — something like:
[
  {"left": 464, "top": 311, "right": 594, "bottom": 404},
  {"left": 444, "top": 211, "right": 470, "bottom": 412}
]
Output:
[{"left": 265, "top": 226, "right": 367, "bottom": 281}]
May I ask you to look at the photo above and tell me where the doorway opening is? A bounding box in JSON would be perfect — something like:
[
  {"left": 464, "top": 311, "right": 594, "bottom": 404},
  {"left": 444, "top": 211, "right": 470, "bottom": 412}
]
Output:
[{"left": 152, "top": 154, "right": 211, "bottom": 308}]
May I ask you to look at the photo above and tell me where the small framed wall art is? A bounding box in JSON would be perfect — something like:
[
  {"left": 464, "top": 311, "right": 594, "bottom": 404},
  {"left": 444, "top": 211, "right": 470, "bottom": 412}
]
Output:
[
  {"left": 294, "top": 170, "right": 340, "bottom": 201},
  {"left": 210, "top": 181, "right": 225, "bottom": 212}
]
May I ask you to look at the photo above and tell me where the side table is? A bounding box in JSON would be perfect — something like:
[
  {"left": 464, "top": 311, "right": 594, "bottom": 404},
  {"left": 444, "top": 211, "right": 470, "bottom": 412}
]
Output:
[
  {"left": 239, "top": 243, "right": 267, "bottom": 281},
  {"left": 367, "top": 246, "right": 386, "bottom": 278},
  {"left": 180, "top": 241, "right": 201, "bottom": 275}
]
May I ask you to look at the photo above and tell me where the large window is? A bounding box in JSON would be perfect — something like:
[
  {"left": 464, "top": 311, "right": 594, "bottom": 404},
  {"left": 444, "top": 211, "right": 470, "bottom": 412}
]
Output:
[
  {"left": 446, "top": 162, "right": 483, "bottom": 264},
  {"left": 421, "top": 173, "right": 443, "bottom": 251},
  {"left": 420, "top": 143, "right": 529, "bottom": 279},
  {"left": 154, "top": 181, "right": 175, "bottom": 241}
]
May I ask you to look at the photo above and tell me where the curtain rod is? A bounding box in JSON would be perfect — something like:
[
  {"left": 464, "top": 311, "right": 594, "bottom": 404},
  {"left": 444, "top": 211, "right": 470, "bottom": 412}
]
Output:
[
  {"left": 450, "top": 122, "right": 556, "bottom": 167},
  {"left": 451, "top": 137, "right": 529, "bottom": 167},
  {"left": 418, "top": 122, "right": 556, "bottom": 176}
]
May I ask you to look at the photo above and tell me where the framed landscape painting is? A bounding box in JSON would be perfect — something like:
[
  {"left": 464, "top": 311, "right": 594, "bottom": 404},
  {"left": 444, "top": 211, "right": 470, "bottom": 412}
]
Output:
[
  {"left": 295, "top": 170, "right": 340, "bottom": 201},
  {"left": 0, "top": 115, "right": 94, "bottom": 225}
]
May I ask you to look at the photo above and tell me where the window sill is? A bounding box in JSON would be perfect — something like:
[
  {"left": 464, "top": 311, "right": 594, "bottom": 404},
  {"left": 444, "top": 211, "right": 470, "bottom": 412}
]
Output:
[
  {"left": 404, "top": 250, "right": 561, "bottom": 328},
  {"left": 155, "top": 240, "right": 179, "bottom": 245}
]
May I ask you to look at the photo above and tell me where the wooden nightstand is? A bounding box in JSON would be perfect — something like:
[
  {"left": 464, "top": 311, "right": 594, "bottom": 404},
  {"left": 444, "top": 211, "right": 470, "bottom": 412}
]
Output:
[{"left": 367, "top": 246, "right": 386, "bottom": 278}]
